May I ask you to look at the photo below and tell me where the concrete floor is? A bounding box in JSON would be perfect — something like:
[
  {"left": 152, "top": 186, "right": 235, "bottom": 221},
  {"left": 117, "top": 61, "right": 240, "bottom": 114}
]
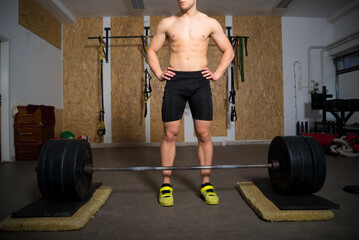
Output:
[{"left": 0, "top": 144, "right": 359, "bottom": 240}]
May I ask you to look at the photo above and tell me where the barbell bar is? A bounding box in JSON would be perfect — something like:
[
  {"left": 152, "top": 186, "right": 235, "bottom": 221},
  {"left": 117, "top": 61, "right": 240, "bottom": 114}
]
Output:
[
  {"left": 87, "top": 163, "right": 278, "bottom": 173},
  {"left": 36, "top": 136, "right": 326, "bottom": 202}
]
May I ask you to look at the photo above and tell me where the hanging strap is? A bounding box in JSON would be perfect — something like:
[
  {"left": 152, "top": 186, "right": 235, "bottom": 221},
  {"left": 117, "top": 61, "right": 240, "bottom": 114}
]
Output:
[
  {"left": 229, "top": 65, "right": 237, "bottom": 122},
  {"left": 98, "top": 36, "right": 106, "bottom": 136},
  {"left": 244, "top": 37, "right": 248, "bottom": 56},
  {"left": 226, "top": 28, "right": 237, "bottom": 122},
  {"left": 143, "top": 68, "right": 152, "bottom": 118},
  {"left": 239, "top": 37, "right": 245, "bottom": 82},
  {"left": 142, "top": 32, "right": 152, "bottom": 118},
  {"left": 231, "top": 37, "right": 241, "bottom": 85}
]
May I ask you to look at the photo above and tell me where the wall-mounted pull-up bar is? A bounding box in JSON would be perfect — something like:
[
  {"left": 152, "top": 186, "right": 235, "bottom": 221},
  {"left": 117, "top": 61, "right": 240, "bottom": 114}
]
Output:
[{"left": 88, "top": 27, "right": 153, "bottom": 63}]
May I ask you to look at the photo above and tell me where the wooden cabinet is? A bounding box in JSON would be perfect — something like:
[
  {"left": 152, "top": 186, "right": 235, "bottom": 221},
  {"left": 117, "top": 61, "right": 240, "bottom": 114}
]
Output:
[
  {"left": 15, "top": 143, "right": 44, "bottom": 161},
  {"left": 14, "top": 106, "right": 54, "bottom": 161},
  {"left": 14, "top": 125, "right": 42, "bottom": 143}
]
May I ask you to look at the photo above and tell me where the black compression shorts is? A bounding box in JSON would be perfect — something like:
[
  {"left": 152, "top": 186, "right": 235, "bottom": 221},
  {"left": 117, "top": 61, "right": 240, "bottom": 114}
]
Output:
[{"left": 162, "top": 71, "right": 213, "bottom": 122}]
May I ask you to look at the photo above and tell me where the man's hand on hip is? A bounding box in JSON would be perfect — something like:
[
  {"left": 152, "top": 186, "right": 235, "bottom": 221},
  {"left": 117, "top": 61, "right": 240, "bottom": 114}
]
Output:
[
  {"left": 158, "top": 67, "right": 176, "bottom": 81},
  {"left": 201, "top": 68, "right": 220, "bottom": 81}
]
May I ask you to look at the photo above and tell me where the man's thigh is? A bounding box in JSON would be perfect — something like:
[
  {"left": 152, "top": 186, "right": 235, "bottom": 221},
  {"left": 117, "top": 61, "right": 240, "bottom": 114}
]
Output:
[
  {"left": 188, "top": 82, "right": 213, "bottom": 121},
  {"left": 193, "top": 119, "right": 212, "bottom": 136},
  {"left": 162, "top": 86, "right": 187, "bottom": 122},
  {"left": 163, "top": 120, "right": 182, "bottom": 136}
]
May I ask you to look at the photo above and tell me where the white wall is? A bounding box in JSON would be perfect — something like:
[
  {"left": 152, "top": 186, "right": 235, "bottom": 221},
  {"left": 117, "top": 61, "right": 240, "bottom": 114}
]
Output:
[
  {"left": 282, "top": 17, "right": 334, "bottom": 135},
  {"left": 282, "top": 6, "right": 359, "bottom": 136},
  {"left": 331, "top": 8, "right": 359, "bottom": 43},
  {"left": 0, "top": 0, "right": 63, "bottom": 161}
]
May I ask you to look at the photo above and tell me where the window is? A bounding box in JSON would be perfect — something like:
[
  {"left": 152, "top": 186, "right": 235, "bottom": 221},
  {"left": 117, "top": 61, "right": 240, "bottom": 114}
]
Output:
[{"left": 335, "top": 51, "right": 359, "bottom": 75}]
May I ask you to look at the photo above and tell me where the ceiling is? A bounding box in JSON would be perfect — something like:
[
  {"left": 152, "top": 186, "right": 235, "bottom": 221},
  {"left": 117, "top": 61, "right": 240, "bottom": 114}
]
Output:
[{"left": 37, "top": 0, "right": 359, "bottom": 24}]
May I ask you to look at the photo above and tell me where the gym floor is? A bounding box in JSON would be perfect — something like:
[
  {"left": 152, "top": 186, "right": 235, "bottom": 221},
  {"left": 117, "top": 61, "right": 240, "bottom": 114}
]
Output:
[{"left": 0, "top": 144, "right": 358, "bottom": 240}]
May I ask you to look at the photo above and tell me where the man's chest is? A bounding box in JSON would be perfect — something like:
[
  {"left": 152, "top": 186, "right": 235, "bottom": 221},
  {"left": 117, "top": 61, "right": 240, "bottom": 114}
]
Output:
[{"left": 166, "top": 20, "right": 211, "bottom": 42}]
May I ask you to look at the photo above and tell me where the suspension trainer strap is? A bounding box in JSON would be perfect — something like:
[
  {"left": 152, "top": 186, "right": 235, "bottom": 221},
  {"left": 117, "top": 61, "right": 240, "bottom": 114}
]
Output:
[
  {"left": 244, "top": 37, "right": 248, "bottom": 56},
  {"left": 229, "top": 61, "right": 237, "bottom": 122},
  {"left": 239, "top": 37, "right": 245, "bottom": 82},
  {"left": 226, "top": 27, "right": 237, "bottom": 122},
  {"left": 98, "top": 36, "right": 106, "bottom": 136},
  {"left": 142, "top": 27, "right": 152, "bottom": 118}
]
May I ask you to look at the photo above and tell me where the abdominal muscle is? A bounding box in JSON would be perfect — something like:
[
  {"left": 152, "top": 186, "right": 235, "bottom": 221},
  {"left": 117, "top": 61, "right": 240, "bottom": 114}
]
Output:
[{"left": 169, "top": 39, "right": 208, "bottom": 71}]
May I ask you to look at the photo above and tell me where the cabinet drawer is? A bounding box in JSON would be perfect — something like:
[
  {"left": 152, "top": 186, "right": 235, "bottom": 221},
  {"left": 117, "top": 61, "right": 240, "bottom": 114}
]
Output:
[
  {"left": 14, "top": 108, "right": 41, "bottom": 125},
  {"left": 14, "top": 125, "right": 42, "bottom": 143},
  {"left": 15, "top": 144, "right": 43, "bottom": 161}
]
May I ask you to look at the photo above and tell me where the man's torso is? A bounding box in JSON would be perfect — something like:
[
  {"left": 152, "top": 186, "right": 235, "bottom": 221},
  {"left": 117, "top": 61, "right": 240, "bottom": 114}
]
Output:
[{"left": 164, "top": 13, "right": 212, "bottom": 71}]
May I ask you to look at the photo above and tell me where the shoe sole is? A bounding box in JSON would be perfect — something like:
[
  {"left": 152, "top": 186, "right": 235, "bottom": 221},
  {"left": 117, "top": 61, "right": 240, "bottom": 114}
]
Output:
[
  {"left": 160, "top": 202, "right": 173, "bottom": 207},
  {"left": 200, "top": 195, "right": 219, "bottom": 205}
]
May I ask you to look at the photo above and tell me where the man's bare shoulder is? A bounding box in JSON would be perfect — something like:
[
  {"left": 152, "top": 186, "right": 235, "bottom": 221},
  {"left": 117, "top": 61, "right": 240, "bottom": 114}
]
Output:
[
  {"left": 196, "top": 13, "right": 222, "bottom": 32},
  {"left": 196, "top": 12, "right": 215, "bottom": 22},
  {"left": 157, "top": 16, "right": 176, "bottom": 29},
  {"left": 206, "top": 16, "right": 221, "bottom": 27}
]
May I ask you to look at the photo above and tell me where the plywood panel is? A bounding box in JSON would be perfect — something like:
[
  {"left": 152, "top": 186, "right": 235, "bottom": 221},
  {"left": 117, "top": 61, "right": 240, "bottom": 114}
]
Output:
[
  {"left": 150, "top": 16, "right": 185, "bottom": 143},
  {"left": 233, "top": 16, "right": 284, "bottom": 140},
  {"left": 63, "top": 18, "right": 103, "bottom": 143},
  {"left": 18, "top": 0, "right": 61, "bottom": 49},
  {"left": 208, "top": 16, "right": 228, "bottom": 137},
  {"left": 111, "top": 17, "right": 145, "bottom": 142}
]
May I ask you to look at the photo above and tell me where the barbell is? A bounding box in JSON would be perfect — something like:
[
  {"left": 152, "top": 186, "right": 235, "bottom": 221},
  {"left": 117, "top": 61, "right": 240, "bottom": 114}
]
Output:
[{"left": 36, "top": 136, "right": 326, "bottom": 201}]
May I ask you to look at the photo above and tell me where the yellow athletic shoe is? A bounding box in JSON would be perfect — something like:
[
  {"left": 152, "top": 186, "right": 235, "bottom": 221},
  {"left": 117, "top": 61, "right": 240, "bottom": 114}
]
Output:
[
  {"left": 159, "top": 185, "right": 174, "bottom": 207},
  {"left": 200, "top": 183, "right": 219, "bottom": 205}
]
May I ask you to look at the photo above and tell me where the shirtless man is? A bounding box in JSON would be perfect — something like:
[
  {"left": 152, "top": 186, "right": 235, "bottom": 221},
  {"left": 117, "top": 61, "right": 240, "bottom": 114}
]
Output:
[{"left": 147, "top": 0, "right": 234, "bottom": 206}]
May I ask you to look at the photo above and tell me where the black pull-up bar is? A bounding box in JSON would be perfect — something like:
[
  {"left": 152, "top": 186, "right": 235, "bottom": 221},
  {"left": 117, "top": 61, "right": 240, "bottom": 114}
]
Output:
[
  {"left": 88, "top": 27, "right": 154, "bottom": 63},
  {"left": 88, "top": 35, "right": 153, "bottom": 39}
]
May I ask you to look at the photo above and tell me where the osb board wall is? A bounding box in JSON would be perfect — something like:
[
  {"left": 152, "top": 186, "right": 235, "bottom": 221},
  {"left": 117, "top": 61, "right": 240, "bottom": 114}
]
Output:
[
  {"left": 111, "top": 17, "right": 145, "bottom": 142},
  {"left": 233, "top": 16, "right": 284, "bottom": 140},
  {"left": 63, "top": 18, "right": 103, "bottom": 143},
  {"left": 18, "top": 0, "right": 61, "bottom": 49},
  {"left": 150, "top": 16, "right": 185, "bottom": 143},
  {"left": 62, "top": 16, "right": 284, "bottom": 143},
  {"left": 54, "top": 109, "right": 63, "bottom": 137},
  {"left": 207, "top": 16, "right": 228, "bottom": 137}
]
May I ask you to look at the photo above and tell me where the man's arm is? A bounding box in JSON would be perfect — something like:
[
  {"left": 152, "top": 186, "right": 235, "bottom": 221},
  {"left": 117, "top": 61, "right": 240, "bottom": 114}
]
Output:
[
  {"left": 147, "top": 19, "right": 175, "bottom": 81},
  {"left": 202, "top": 18, "right": 234, "bottom": 81}
]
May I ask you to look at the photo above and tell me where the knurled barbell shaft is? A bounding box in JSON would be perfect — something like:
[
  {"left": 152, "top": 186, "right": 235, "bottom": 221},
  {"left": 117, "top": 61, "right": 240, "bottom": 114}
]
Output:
[{"left": 86, "top": 163, "right": 276, "bottom": 174}]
